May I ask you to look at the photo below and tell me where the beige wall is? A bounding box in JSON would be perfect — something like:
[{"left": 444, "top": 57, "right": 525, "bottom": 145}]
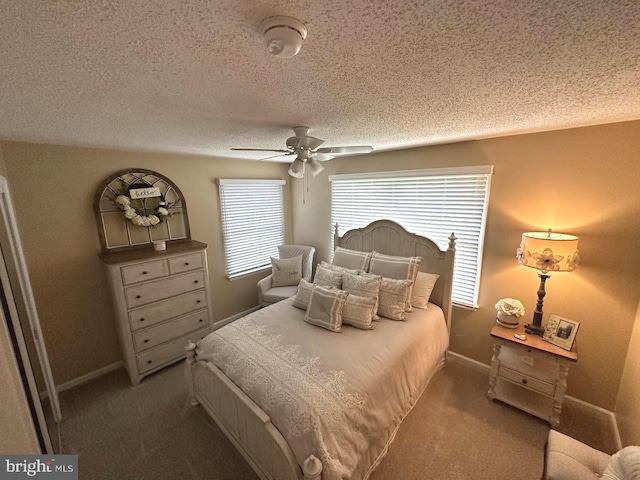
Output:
[
  {"left": 615, "top": 298, "right": 640, "bottom": 446},
  {"left": 292, "top": 120, "right": 640, "bottom": 411},
  {"left": 1, "top": 142, "right": 290, "bottom": 385}
]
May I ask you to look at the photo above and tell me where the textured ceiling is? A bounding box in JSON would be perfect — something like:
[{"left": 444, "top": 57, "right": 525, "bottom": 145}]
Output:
[{"left": 1, "top": 0, "right": 639, "bottom": 162}]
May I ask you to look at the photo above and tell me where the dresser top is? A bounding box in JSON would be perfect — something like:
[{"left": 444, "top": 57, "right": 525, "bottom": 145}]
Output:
[{"left": 100, "top": 240, "right": 207, "bottom": 265}]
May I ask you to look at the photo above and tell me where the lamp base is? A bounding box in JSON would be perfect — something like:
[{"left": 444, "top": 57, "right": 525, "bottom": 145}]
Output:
[{"left": 524, "top": 322, "right": 545, "bottom": 336}]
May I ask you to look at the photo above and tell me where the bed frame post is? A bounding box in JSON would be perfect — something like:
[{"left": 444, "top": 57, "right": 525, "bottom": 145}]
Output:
[
  {"left": 185, "top": 341, "right": 200, "bottom": 406},
  {"left": 444, "top": 232, "right": 457, "bottom": 333},
  {"left": 302, "top": 455, "right": 322, "bottom": 480},
  {"left": 333, "top": 223, "right": 340, "bottom": 252}
]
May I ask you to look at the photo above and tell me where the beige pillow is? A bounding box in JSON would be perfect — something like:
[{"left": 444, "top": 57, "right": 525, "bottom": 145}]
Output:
[
  {"left": 313, "top": 264, "right": 343, "bottom": 288},
  {"left": 378, "top": 277, "right": 413, "bottom": 321},
  {"left": 332, "top": 247, "right": 373, "bottom": 271},
  {"left": 304, "top": 285, "right": 348, "bottom": 332},
  {"left": 271, "top": 255, "right": 303, "bottom": 287},
  {"left": 342, "top": 294, "right": 377, "bottom": 330},
  {"left": 368, "top": 252, "right": 422, "bottom": 312},
  {"left": 293, "top": 279, "right": 315, "bottom": 310},
  {"left": 411, "top": 272, "right": 439, "bottom": 309},
  {"left": 341, "top": 271, "right": 382, "bottom": 319},
  {"left": 320, "top": 260, "right": 362, "bottom": 276}
]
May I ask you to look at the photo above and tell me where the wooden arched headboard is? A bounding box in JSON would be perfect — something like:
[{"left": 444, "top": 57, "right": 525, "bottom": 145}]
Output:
[{"left": 334, "top": 220, "right": 456, "bottom": 332}]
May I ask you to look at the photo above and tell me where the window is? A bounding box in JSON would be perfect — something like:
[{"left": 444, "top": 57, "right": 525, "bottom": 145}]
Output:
[
  {"left": 330, "top": 166, "right": 493, "bottom": 308},
  {"left": 218, "top": 179, "right": 285, "bottom": 279}
]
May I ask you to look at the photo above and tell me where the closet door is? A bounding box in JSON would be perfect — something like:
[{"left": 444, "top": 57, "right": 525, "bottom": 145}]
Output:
[{"left": 0, "top": 176, "right": 59, "bottom": 451}]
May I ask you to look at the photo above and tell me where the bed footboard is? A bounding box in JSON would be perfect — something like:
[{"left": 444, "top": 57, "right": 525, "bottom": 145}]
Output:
[{"left": 185, "top": 342, "right": 322, "bottom": 480}]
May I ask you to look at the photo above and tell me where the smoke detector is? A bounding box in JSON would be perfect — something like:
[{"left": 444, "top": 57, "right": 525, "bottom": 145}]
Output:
[{"left": 259, "top": 16, "right": 307, "bottom": 58}]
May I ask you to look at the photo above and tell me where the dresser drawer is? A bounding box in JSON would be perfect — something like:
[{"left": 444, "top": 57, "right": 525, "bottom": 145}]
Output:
[
  {"left": 133, "top": 309, "right": 209, "bottom": 352},
  {"left": 128, "top": 289, "right": 208, "bottom": 331},
  {"left": 169, "top": 253, "right": 203, "bottom": 275},
  {"left": 121, "top": 260, "right": 168, "bottom": 285},
  {"left": 125, "top": 270, "right": 205, "bottom": 308},
  {"left": 498, "top": 365, "right": 556, "bottom": 396},
  {"left": 137, "top": 328, "right": 209, "bottom": 374}
]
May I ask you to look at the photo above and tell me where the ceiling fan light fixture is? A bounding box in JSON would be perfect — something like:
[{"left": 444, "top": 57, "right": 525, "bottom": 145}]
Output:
[
  {"left": 259, "top": 16, "right": 307, "bottom": 58},
  {"left": 288, "top": 158, "right": 305, "bottom": 178},
  {"left": 307, "top": 158, "right": 324, "bottom": 177}
]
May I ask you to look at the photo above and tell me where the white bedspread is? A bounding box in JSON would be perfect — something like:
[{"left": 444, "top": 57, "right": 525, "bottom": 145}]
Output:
[{"left": 196, "top": 297, "right": 448, "bottom": 480}]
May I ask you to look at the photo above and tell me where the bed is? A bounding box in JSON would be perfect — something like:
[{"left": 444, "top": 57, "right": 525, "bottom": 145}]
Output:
[{"left": 185, "top": 220, "right": 456, "bottom": 480}]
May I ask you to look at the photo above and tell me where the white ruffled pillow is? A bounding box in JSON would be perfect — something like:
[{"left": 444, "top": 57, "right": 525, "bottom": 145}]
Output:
[{"left": 602, "top": 446, "right": 640, "bottom": 480}]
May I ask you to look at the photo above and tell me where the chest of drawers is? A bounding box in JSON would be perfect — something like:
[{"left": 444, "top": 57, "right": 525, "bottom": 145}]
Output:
[{"left": 101, "top": 241, "right": 213, "bottom": 385}]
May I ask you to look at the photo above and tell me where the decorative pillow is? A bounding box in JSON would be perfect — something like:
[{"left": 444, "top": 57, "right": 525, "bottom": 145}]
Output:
[
  {"left": 320, "top": 260, "right": 362, "bottom": 276},
  {"left": 293, "top": 279, "right": 315, "bottom": 310},
  {"left": 304, "top": 285, "right": 349, "bottom": 332},
  {"left": 368, "top": 252, "right": 422, "bottom": 312},
  {"left": 341, "top": 271, "right": 382, "bottom": 319},
  {"left": 411, "top": 272, "right": 440, "bottom": 309},
  {"left": 313, "top": 264, "right": 343, "bottom": 288},
  {"left": 332, "top": 247, "right": 373, "bottom": 271},
  {"left": 602, "top": 446, "right": 640, "bottom": 480},
  {"left": 342, "top": 294, "right": 377, "bottom": 330},
  {"left": 377, "top": 277, "right": 413, "bottom": 321},
  {"left": 271, "top": 255, "right": 303, "bottom": 287}
]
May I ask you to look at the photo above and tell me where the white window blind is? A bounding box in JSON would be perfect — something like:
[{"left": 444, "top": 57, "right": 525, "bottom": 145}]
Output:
[
  {"left": 218, "top": 179, "right": 285, "bottom": 279},
  {"left": 330, "top": 166, "right": 493, "bottom": 308}
]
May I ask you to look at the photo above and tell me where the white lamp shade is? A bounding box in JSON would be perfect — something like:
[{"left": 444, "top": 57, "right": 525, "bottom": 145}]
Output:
[
  {"left": 517, "top": 231, "right": 580, "bottom": 273},
  {"left": 307, "top": 158, "right": 324, "bottom": 176},
  {"left": 288, "top": 158, "right": 304, "bottom": 178}
]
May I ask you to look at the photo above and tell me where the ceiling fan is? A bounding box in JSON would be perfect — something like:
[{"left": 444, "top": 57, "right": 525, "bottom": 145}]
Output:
[{"left": 231, "top": 126, "right": 373, "bottom": 178}]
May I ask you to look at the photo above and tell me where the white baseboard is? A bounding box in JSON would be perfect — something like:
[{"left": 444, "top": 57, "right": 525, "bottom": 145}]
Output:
[
  {"left": 39, "top": 361, "right": 124, "bottom": 400},
  {"left": 213, "top": 306, "right": 260, "bottom": 330},
  {"left": 445, "top": 350, "right": 623, "bottom": 450}
]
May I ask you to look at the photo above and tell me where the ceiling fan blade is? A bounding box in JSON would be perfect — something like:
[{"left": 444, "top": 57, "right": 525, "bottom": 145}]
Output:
[
  {"left": 311, "top": 152, "right": 334, "bottom": 162},
  {"left": 286, "top": 135, "right": 325, "bottom": 151},
  {"left": 231, "top": 148, "right": 291, "bottom": 153},
  {"left": 259, "top": 152, "right": 294, "bottom": 161},
  {"left": 316, "top": 146, "right": 373, "bottom": 155}
]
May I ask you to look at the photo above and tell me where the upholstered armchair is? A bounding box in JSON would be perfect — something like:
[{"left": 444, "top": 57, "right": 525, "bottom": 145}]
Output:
[{"left": 257, "top": 245, "right": 315, "bottom": 307}]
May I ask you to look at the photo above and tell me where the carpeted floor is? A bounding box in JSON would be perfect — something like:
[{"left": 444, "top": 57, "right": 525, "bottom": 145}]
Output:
[{"left": 44, "top": 354, "right": 617, "bottom": 479}]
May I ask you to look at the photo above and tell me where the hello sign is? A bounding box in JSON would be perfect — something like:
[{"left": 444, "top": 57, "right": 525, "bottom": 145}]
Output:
[{"left": 129, "top": 187, "right": 161, "bottom": 199}]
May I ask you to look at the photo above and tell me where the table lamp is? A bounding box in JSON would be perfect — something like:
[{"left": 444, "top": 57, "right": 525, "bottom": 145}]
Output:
[{"left": 516, "top": 229, "right": 580, "bottom": 335}]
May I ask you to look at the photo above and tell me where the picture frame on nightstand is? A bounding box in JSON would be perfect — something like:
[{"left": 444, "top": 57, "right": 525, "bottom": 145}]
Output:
[{"left": 543, "top": 314, "right": 579, "bottom": 351}]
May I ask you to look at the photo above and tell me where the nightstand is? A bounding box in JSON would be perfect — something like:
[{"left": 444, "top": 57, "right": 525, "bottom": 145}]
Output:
[{"left": 487, "top": 323, "right": 577, "bottom": 427}]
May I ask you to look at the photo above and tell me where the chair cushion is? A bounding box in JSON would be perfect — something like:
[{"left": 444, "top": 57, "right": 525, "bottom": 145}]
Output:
[
  {"left": 602, "top": 446, "right": 640, "bottom": 480},
  {"left": 262, "top": 285, "right": 299, "bottom": 305},
  {"left": 545, "top": 430, "right": 611, "bottom": 480},
  {"left": 271, "top": 255, "right": 303, "bottom": 287}
]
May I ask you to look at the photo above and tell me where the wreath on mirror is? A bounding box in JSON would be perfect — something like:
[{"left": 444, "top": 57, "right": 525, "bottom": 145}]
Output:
[{"left": 114, "top": 179, "right": 175, "bottom": 227}]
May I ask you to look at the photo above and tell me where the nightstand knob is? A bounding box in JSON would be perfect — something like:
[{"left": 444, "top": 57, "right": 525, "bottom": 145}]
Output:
[
  {"left": 147, "top": 360, "right": 152, "bottom": 364},
  {"left": 136, "top": 295, "right": 141, "bottom": 299},
  {"left": 142, "top": 271, "right": 147, "bottom": 275},
  {"left": 140, "top": 318, "right": 145, "bottom": 322},
  {"left": 144, "top": 339, "right": 149, "bottom": 343},
  {"left": 199, "top": 319, "right": 203, "bottom": 323},
  {"left": 194, "top": 280, "right": 199, "bottom": 284},
  {"left": 185, "top": 262, "right": 189, "bottom": 266},
  {"left": 522, "top": 379, "right": 528, "bottom": 385},
  {"left": 197, "top": 300, "right": 201, "bottom": 303}
]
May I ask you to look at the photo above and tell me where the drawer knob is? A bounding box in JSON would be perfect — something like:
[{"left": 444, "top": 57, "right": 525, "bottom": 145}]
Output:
[
  {"left": 136, "top": 295, "right": 141, "bottom": 299},
  {"left": 522, "top": 379, "right": 528, "bottom": 385},
  {"left": 142, "top": 271, "right": 147, "bottom": 275},
  {"left": 185, "top": 262, "right": 189, "bottom": 266},
  {"left": 140, "top": 318, "right": 145, "bottom": 322},
  {"left": 199, "top": 319, "right": 203, "bottom": 323},
  {"left": 144, "top": 339, "right": 149, "bottom": 343},
  {"left": 147, "top": 360, "right": 152, "bottom": 364},
  {"left": 194, "top": 280, "right": 199, "bottom": 284},
  {"left": 197, "top": 300, "right": 201, "bottom": 303}
]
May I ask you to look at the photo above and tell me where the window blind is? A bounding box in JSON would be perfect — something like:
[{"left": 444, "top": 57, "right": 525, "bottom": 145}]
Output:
[
  {"left": 218, "top": 179, "right": 285, "bottom": 279},
  {"left": 330, "top": 166, "right": 493, "bottom": 308}
]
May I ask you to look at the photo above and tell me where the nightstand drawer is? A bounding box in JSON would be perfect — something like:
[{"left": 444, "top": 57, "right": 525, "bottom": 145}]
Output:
[
  {"left": 168, "top": 253, "right": 203, "bottom": 275},
  {"left": 499, "top": 344, "right": 558, "bottom": 382},
  {"left": 125, "top": 270, "right": 205, "bottom": 308},
  {"left": 498, "top": 365, "right": 556, "bottom": 396},
  {"left": 121, "top": 260, "right": 168, "bottom": 285},
  {"left": 133, "top": 309, "right": 209, "bottom": 352},
  {"left": 137, "top": 327, "right": 209, "bottom": 373},
  {"left": 128, "top": 289, "right": 208, "bottom": 331}
]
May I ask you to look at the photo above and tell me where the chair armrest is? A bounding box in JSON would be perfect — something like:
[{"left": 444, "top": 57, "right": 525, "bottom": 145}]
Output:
[{"left": 257, "top": 274, "right": 273, "bottom": 305}]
